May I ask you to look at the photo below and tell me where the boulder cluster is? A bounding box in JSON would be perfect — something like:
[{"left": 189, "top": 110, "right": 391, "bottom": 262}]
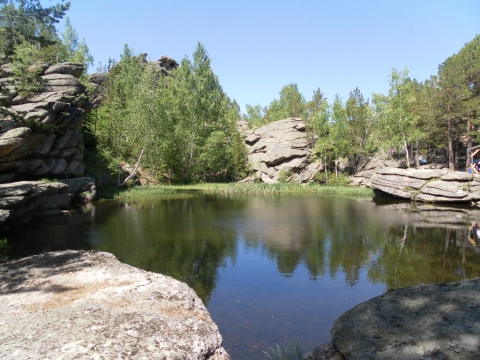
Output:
[
  {"left": 238, "top": 118, "right": 323, "bottom": 183},
  {"left": 0, "top": 61, "right": 91, "bottom": 182}
]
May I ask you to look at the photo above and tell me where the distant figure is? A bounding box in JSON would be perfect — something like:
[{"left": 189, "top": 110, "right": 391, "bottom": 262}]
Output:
[{"left": 469, "top": 222, "right": 480, "bottom": 246}]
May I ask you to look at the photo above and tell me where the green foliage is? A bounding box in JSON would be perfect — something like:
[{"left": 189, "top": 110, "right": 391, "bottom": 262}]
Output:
[
  {"left": 93, "top": 42, "right": 248, "bottom": 184},
  {"left": 278, "top": 169, "right": 293, "bottom": 183},
  {"left": 20, "top": 118, "right": 62, "bottom": 134},
  {"left": 0, "top": 0, "right": 70, "bottom": 56},
  {"left": 264, "top": 83, "right": 306, "bottom": 123},
  {"left": 0, "top": 238, "right": 9, "bottom": 257},
  {"left": 58, "top": 17, "right": 94, "bottom": 72}
]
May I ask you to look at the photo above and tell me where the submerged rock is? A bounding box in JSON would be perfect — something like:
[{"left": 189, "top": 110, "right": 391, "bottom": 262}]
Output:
[{"left": 0, "top": 250, "right": 229, "bottom": 359}]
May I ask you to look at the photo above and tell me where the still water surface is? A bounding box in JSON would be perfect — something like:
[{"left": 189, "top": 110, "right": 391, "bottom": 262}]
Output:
[{"left": 4, "top": 194, "right": 480, "bottom": 359}]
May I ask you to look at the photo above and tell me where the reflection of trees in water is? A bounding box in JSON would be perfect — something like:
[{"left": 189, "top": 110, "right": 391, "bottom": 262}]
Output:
[
  {"left": 250, "top": 199, "right": 480, "bottom": 289},
  {"left": 94, "top": 197, "right": 239, "bottom": 304},
  {"left": 9, "top": 195, "right": 480, "bottom": 304}
]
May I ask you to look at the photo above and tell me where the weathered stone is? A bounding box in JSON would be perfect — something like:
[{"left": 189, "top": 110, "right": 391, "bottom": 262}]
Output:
[
  {"left": 420, "top": 180, "right": 469, "bottom": 199},
  {"left": 0, "top": 137, "right": 26, "bottom": 157},
  {"left": 9, "top": 133, "right": 46, "bottom": 155},
  {"left": 261, "top": 172, "right": 276, "bottom": 184},
  {"left": 0, "top": 127, "right": 31, "bottom": 140},
  {"left": 0, "top": 209, "right": 11, "bottom": 224},
  {"left": 33, "top": 158, "right": 56, "bottom": 176},
  {"left": 331, "top": 278, "right": 480, "bottom": 360},
  {"left": 303, "top": 343, "right": 343, "bottom": 360},
  {"left": 0, "top": 251, "right": 230, "bottom": 359},
  {"left": 245, "top": 133, "right": 260, "bottom": 144},
  {"left": 50, "top": 158, "right": 68, "bottom": 175},
  {"left": 0, "top": 195, "right": 24, "bottom": 209},
  {"left": 240, "top": 118, "right": 323, "bottom": 183},
  {"left": 51, "top": 130, "right": 73, "bottom": 150},
  {"left": 61, "top": 177, "right": 96, "bottom": 203},
  {"left": 11, "top": 102, "right": 48, "bottom": 114},
  {"left": 18, "top": 159, "right": 43, "bottom": 175},
  {"left": 0, "top": 161, "right": 22, "bottom": 172},
  {"left": 39, "top": 193, "right": 70, "bottom": 210},
  {"left": 43, "top": 62, "right": 84, "bottom": 78},
  {"left": 370, "top": 168, "right": 480, "bottom": 203},
  {"left": 33, "top": 134, "right": 56, "bottom": 157},
  {"left": 0, "top": 181, "right": 33, "bottom": 197},
  {"left": 440, "top": 171, "right": 473, "bottom": 181}
]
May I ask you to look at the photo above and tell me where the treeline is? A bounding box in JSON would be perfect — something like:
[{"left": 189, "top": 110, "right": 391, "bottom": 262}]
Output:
[
  {"left": 2, "top": 0, "right": 480, "bottom": 184},
  {"left": 91, "top": 44, "right": 248, "bottom": 184},
  {"left": 245, "top": 36, "right": 480, "bottom": 172}
]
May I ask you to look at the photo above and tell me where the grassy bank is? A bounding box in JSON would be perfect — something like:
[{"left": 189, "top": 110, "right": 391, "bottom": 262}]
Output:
[{"left": 111, "top": 183, "right": 373, "bottom": 202}]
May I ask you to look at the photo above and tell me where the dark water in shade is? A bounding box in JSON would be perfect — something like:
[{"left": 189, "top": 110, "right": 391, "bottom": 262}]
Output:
[{"left": 4, "top": 194, "right": 480, "bottom": 359}]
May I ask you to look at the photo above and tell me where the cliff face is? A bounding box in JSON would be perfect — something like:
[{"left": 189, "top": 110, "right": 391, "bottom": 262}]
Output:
[{"left": 0, "top": 61, "right": 91, "bottom": 183}]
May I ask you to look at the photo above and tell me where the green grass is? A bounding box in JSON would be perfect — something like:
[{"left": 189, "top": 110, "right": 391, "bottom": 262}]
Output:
[
  {"left": 112, "top": 183, "right": 373, "bottom": 202},
  {"left": 263, "top": 337, "right": 303, "bottom": 360}
]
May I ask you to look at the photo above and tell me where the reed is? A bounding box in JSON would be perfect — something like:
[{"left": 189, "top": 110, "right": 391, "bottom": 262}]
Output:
[
  {"left": 111, "top": 183, "right": 372, "bottom": 202},
  {"left": 263, "top": 337, "right": 303, "bottom": 360}
]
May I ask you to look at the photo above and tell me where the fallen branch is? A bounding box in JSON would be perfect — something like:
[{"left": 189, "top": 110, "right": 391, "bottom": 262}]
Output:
[{"left": 119, "top": 146, "right": 145, "bottom": 186}]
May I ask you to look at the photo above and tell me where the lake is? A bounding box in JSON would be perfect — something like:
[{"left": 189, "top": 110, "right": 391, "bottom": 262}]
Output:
[{"left": 4, "top": 193, "right": 480, "bottom": 359}]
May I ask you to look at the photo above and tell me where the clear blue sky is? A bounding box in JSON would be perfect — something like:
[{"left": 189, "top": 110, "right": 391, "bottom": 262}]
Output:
[{"left": 57, "top": 0, "right": 479, "bottom": 112}]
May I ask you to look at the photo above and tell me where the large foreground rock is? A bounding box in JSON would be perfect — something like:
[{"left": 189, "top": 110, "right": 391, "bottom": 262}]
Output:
[
  {"left": 238, "top": 118, "right": 323, "bottom": 183},
  {"left": 0, "top": 251, "right": 229, "bottom": 360},
  {"left": 304, "top": 278, "right": 480, "bottom": 360}
]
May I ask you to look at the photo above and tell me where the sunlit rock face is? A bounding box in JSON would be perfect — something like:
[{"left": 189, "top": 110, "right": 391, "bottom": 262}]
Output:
[
  {"left": 0, "top": 61, "right": 91, "bottom": 182},
  {"left": 0, "top": 251, "right": 230, "bottom": 360},
  {"left": 238, "top": 118, "right": 323, "bottom": 183},
  {"left": 370, "top": 167, "right": 480, "bottom": 204}
]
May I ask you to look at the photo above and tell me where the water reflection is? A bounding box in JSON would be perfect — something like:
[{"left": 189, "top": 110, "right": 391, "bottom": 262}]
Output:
[{"left": 4, "top": 195, "right": 480, "bottom": 359}]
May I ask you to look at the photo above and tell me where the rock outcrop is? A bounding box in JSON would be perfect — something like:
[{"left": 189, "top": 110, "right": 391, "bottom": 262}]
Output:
[
  {"left": 370, "top": 167, "right": 480, "bottom": 204},
  {"left": 0, "top": 61, "right": 91, "bottom": 182},
  {"left": 0, "top": 250, "right": 229, "bottom": 359},
  {"left": 238, "top": 118, "right": 323, "bottom": 183},
  {"left": 0, "top": 177, "right": 96, "bottom": 228},
  {"left": 305, "top": 278, "right": 480, "bottom": 359},
  {"left": 371, "top": 168, "right": 480, "bottom": 203}
]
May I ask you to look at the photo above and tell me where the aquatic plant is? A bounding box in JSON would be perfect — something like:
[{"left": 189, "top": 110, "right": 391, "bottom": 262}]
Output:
[
  {"left": 263, "top": 337, "right": 303, "bottom": 360},
  {"left": 110, "top": 183, "right": 373, "bottom": 202}
]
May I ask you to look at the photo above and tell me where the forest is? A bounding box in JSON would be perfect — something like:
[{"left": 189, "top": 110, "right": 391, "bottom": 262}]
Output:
[{"left": 1, "top": 0, "right": 480, "bottom": 184}]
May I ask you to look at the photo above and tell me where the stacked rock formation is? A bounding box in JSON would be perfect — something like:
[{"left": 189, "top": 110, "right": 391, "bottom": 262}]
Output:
[
  {"left": 0, "top": 61, "right": 91, "bottom": 182},
  {"left": 238, "top": 118, "right": 323, "bottom": 183},
  {"left": 370, "top": 167, "right": 480, "bottom": 204}
]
